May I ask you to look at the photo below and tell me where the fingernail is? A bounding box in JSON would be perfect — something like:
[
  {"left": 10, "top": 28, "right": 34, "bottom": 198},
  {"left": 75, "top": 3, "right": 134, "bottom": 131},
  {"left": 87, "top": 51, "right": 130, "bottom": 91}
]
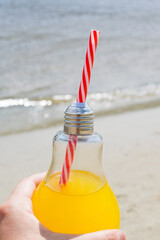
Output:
[{"left": 117, "top": 230, "right": 126, "bottom": 240}]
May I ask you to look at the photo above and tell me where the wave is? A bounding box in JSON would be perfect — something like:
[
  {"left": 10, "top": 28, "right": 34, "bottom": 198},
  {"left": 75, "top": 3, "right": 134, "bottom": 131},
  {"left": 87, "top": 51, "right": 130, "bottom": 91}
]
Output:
[
  {"left": 0, "top": 83, "right": 160, "bottom": 109},
  {"left": 0, "top": 94, "right": 74, "bottom": 108},
  {"left": 0, "top": 83, "right": 160, "bottom": 136}
]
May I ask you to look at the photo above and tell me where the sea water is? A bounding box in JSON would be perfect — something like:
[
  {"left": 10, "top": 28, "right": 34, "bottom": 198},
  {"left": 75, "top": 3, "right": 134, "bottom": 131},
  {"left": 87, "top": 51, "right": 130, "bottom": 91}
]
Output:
[{"left": 1, "top": 0, "right": 160, "bottom": 135}]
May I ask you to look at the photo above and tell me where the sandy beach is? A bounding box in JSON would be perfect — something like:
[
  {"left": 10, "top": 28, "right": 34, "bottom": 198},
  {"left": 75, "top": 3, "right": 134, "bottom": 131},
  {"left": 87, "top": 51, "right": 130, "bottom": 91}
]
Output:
[{"left": 0, "top": 107, "right": 160, "bottom": 240}]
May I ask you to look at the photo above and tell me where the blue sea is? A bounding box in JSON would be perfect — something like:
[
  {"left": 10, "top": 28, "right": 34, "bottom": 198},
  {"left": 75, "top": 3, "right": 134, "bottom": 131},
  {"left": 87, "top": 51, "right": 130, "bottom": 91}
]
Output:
[{"left": 1, "top": 0, "right": 160, "bottom": 135}]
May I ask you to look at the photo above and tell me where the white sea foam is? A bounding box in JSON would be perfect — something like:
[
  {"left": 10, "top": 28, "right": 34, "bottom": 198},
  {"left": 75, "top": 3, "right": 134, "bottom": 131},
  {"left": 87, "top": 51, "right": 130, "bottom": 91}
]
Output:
[
  {"left": 0, "top": 84, "right": 160, "bottom": 136},
  {"left": 0, "top": 84, "right": 160, "bottom": 108}
]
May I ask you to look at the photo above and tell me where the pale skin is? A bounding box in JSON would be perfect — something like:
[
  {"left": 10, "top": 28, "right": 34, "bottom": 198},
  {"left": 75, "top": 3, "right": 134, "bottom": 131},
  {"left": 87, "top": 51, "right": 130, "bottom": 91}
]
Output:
[{"left": 0, "top": 173, "right": 126, "bottom": 240}]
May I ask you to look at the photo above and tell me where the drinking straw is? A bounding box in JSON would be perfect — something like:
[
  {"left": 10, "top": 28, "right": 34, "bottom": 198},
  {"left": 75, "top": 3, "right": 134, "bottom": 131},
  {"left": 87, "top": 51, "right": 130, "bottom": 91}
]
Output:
[{"left": 59, "top": 30, "right": 100, "bottom": 185}]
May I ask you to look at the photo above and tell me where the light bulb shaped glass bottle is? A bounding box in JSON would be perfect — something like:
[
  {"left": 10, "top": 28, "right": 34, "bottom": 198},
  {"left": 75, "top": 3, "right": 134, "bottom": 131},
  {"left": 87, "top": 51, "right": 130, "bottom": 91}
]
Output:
[{"left": 32, "top": 103, "right": 120, "bottom": 234}]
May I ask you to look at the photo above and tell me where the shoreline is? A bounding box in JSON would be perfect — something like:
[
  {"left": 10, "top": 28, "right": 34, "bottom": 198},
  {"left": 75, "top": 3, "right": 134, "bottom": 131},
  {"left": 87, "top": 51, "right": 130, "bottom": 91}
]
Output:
[
  {"left": 1, "top": 83, "right": 160, "bottom": 137},
  {"left": 1, "top": 99, "right": 160, "bottom": 137},
  {"left": 0, "top": 107, "right": 160, "bottom": 240}
]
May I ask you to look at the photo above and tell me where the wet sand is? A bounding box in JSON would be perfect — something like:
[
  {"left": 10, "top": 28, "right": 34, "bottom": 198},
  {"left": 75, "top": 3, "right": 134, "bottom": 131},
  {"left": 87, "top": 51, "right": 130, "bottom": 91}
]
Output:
[{"left": 0, "top": 107, "right": 160, "bottom": 240}]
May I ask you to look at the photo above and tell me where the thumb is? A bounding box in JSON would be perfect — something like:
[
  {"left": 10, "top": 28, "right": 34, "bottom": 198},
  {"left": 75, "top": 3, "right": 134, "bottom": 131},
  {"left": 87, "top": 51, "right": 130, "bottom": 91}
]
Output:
[{"left": 71, "top": 230, "right": 126, "bottom": 240}]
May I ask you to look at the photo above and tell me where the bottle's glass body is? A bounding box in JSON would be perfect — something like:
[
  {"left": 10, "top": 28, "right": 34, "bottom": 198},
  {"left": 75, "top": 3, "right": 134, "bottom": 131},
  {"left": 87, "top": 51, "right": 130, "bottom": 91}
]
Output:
[{"left": 32, "top": 131, "right": 120, "bottom": 234}]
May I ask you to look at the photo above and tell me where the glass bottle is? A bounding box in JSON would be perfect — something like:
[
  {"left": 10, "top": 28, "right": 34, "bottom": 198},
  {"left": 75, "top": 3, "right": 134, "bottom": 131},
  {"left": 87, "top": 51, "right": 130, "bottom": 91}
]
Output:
[{"left": 32, "top": 102, "right": 120, "bottom": 234}]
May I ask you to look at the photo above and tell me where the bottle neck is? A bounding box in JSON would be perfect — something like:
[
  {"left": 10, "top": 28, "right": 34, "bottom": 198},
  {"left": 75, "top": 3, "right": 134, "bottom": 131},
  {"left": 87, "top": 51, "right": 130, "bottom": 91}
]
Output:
[{"left": 63, "top": 102, "right": 94, "bottom": 135}]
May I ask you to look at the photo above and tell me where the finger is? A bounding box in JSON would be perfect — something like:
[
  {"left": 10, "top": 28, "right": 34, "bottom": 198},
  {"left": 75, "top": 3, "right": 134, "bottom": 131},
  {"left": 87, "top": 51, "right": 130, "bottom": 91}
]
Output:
[
  {"left": 10, "top": 172, "right": 46, "bottom": 200},
  {"left": 39, "top": 223, "right": 79, "bottom": 240},
  {"left": 71, "top": 230, "right": 126, "bottom": 240}
]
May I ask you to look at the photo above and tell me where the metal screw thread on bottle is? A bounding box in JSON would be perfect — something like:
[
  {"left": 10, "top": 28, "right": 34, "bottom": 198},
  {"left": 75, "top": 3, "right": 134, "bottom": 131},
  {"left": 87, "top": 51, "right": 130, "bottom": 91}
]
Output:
[{"left": 64, "top": 102, "right": 94, "bottom": 135}]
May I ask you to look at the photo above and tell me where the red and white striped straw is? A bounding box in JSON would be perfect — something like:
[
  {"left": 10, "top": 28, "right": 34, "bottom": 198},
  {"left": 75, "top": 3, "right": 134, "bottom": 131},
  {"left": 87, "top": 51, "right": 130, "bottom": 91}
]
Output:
[
  {"left": 59, "top": 30, "right": 100, "bottom": 185},
  {"left": 59, "top": 135, "right": 77, "bottom": 185},
  {"left": 76, "top": 30, "right": 100, "bottom": 103}
]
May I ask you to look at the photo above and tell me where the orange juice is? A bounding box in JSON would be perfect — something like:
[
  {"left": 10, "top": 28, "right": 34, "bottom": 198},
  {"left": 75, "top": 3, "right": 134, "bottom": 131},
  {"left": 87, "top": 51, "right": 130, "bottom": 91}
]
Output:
[{"left": 32, "top": 170, "right": 120, "bottom": 234}]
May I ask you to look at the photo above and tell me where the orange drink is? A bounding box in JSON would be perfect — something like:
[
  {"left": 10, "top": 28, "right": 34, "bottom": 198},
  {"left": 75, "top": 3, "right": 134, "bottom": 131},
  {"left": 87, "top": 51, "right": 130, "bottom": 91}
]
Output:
[{"left": 32, "top": 170, "right": 120, "bottom": 234}]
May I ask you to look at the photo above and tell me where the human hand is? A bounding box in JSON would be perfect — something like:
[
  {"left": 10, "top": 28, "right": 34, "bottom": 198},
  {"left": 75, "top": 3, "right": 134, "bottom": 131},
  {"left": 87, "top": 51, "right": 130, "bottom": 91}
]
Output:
[{"left": 0, "top": 173, "right": 126, "bottom": 240}]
